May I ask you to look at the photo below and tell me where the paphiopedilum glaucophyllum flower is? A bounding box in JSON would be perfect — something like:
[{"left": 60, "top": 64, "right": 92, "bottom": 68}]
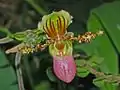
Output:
[
  {"left": 4, "top": 9, "right": 103, "bottom": 83},
  {"left": 38, "top": 10, "right": 103, "bottom": 83},
  {"left": 0, "top": 9, "right": 103, "bottom": 90},
  {"left": 38, "top": 10, "right": 76, "bottom": 83}
]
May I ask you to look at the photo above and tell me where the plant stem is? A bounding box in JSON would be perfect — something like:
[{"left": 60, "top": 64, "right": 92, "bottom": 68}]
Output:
[
  {"left": 57, "top": 80, "right": 67, "bottom": 90},
  {"left": 25, "top": 0, "right": 48, "bottom": 15},
  {"left": 23, "top": 56, "right": 35, "bottom": 90},
  {"left": 0, "top": 27, "right": 12, "bottom": 36},
  {"left": 0, "top": 37, "right": 13, "bottom": 44},
  {"left": 15, "top": 52, "right": 25, "bottom": 90}
]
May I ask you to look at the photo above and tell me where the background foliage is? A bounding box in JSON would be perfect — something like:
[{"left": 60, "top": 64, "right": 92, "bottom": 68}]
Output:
[{"left": 0, "top": 0, "right": 120, "bottom": 90}]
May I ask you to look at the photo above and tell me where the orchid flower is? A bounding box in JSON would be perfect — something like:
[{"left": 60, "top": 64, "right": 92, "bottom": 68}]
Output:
[
  {"left": 38, "top": 10, "right": 103, "bottom": 83},
  {"left": 1, "top": 10, "right": 103, "bottom": 85}
]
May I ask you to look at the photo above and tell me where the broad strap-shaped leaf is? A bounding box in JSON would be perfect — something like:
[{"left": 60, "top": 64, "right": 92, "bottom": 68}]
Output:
[
  {"left": 87, "top": 1, "right": 120, "bottom": 90},
  {"left": 87, "top": 1, "right": 119, "bottom": 74},
  {"left": 0, "top": 49, "right": 18, "bottom": 90},
  {"left": 89, "top": 1, "right": 120, "bottom": 53}
]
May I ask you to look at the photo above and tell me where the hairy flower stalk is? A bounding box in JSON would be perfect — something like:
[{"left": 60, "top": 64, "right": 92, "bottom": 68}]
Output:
[{"left": 39, "top": 10, "right": 76, "bottom": 83}]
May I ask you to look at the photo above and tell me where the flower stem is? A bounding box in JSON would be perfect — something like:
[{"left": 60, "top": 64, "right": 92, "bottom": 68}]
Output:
[
  {"left": 25, "top": 0, "right": 48, "bottom": 15},
  {"left": 57, "top": 80, "right": 68, "bottom": 90},
  {"left": 15, "top": 52, "right": 25, "bottom": 90},
  {"left": 23, "top": 56, "right": 35, "bottom": 90}
]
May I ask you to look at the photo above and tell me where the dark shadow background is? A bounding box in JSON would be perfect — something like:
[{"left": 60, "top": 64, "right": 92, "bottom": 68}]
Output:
[{"left": 0, "top": 0, "right": 115, "bottom": 90}]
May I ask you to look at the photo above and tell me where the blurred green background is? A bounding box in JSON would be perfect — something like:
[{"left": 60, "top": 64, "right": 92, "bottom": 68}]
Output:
[{"left": 0, "top": 0, "right": 119, "bottom": 90}]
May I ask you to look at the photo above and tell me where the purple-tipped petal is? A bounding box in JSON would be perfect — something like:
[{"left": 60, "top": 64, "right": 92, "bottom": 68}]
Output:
[{"left": 53, "top": 56, "right": 76, "bottom": 83}]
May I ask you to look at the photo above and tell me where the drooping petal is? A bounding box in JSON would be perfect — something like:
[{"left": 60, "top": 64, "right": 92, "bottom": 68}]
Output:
[
  {"left": 53, "top": 55, "right": 76, "bottom": 83},
  {"left": 38, "top": 10, "right": 73, "bottom": 39}
]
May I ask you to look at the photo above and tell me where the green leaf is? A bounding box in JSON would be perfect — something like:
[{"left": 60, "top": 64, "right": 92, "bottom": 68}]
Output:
[
  {"left": 46, "top": 67, "right": 57, "bottom": 82},
  {"left": 74, "top": 43, "right": 97, "bottom": 56},
  {"left": 0, "top": 27, "right": 12, "bottom": 36},
  {"left": 75, "top": 60, "right": 89, "bottom": 78},
  {"left": 93, "top": 78, "right": 118, "bottom": 90},
  {"left": 88, "top": 55, "right": 104, "bottom": 67},
  {"left": 76, "top": 67, "right": 89, "bottom": 78},
  {"left": 0, "top": 49, "right": 18, "bottom": 90},
  {"left": 75, "top": 59, "right": 86, "bottom": 67},
  {"left": 87, "top": 1, "right": 119, "bottom": 74},
  {"left": 87, "top": 1, "right": 120, "bottom": 90},
  {"left": 93, "top": 77, "right": 105, "bottom": 87},
  {"left": 92, "top": 1, "right": 120, "bottom": 54},
  {"left": 35, "top": 81, "right": 50, "bottom": 90}
]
